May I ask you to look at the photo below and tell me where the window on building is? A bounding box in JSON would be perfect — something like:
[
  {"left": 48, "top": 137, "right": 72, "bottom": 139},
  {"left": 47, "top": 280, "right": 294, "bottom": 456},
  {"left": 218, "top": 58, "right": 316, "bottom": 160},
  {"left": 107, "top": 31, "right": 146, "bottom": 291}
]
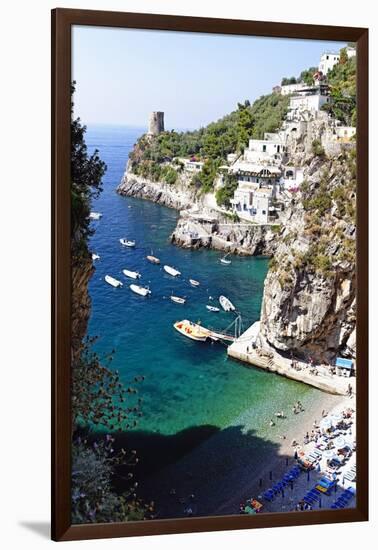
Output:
[{"left": 262, "top": 145, "right": 266, "bottom": 152}]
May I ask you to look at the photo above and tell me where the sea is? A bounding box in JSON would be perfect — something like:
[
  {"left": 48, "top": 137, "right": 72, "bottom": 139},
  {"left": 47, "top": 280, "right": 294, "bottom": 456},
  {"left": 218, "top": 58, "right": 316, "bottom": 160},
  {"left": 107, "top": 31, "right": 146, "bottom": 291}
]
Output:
[{"left": 84, "top": 124, "right": 325, "bottom": 489}]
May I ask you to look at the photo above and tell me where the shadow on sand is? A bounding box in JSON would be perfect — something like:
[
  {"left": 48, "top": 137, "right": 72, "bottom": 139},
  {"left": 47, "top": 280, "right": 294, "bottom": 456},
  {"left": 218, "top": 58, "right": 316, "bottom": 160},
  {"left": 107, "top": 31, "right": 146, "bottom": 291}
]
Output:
[{"left": 81, "top": 423, "right": 355, "bottom": 520}]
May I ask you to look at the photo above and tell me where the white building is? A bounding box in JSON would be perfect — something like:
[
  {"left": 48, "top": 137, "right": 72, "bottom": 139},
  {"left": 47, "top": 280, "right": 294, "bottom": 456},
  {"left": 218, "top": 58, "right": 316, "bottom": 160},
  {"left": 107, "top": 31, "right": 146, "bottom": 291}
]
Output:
[
  {"left": 319, "top": 52, "right": 340, "bottom": 74},
  {"left": 345, "top": 46, "right": 356, "bottom": 59},
  {"left": 231, "top": 184, "right": 273, "bottom": 224},
  {"left": 280, "top": 83, "right": 309, "bottom": 96},
  {"left": 335, "top": 126, "right": 356, "bottom": 141},
  {"left": 180, "top": 159, "right": 204, "bottom": 172},
  {"left": 289, "top": 93, "right": 330, "bottom": 113},
  {"left": 231, "top": 161, "right": 281, "bottom": 189},
  {"left": 281, "top": 166, "right": 304, "bottom": 190},
  {"left": 243, "top": 137, "right": 287, "bottom": 165}
]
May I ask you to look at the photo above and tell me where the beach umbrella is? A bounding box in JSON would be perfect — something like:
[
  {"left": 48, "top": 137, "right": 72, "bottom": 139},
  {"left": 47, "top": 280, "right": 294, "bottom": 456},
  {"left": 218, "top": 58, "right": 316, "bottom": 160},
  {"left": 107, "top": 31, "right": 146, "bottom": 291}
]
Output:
[
  {"left": 330, "top": 413, "right": 343, "bottom": 425},
  {"left": 320, "top": 417, "right": 332, "bottom": 431},
  {"left": 323, "top": 449, "right": 337, "bottom": 460},
  {"left": 334, "top": 436, "right": 347, "bottom": 449}
]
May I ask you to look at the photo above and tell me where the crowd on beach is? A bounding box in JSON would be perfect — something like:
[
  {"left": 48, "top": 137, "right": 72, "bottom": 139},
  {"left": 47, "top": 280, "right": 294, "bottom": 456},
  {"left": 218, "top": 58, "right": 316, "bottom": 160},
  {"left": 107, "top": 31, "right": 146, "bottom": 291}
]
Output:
[{"left": 239, "top": 399, "right": 356, "bottom": 516}]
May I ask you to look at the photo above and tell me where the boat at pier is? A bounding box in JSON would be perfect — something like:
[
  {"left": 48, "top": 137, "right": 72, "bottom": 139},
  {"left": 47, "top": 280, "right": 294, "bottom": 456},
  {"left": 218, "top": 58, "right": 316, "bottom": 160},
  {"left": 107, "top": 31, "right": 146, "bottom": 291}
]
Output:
[
  {"left": 130, "top": 284, "right": 151, "bottom": 297},
  {"left": 219, "top": 295, "right": 236, "bottom": 312},
  {"left": 120, "top": 238, "right": 136, "bottom": 247},
  {"left": 164, "top": 265, "right": 181, "bottom": 277},
  {"left": 174, "top": 320, "right": 210, "bottom": 341},
  {"left": 122, "top": 269, "right": 141, "bottom": 279},
  {"left": 105, "top": 275, "right": 123, "bottom": 288}
]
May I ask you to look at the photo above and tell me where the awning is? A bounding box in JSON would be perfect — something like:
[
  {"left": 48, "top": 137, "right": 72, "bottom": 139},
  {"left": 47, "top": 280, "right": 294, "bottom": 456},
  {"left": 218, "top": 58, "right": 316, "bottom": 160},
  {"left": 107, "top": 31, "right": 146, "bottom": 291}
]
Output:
[{"left": 335, "top": 357, "right": 353, "bottom": 370}]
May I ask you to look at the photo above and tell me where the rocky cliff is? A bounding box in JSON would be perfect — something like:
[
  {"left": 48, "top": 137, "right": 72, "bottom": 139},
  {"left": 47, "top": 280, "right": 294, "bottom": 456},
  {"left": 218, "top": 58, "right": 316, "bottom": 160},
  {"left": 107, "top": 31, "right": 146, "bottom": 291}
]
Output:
[
  {"left": 171, "top": 214, "right": 278, "bottom": 256},
  {"left": 71, "top": 248, "right": 93, "bottom": 364},
  {"left": 259, "top": 148, "right": 356, "bottom": 364},
  {"left": 117, "top": 162, "right": 198, "bottom": 210}
]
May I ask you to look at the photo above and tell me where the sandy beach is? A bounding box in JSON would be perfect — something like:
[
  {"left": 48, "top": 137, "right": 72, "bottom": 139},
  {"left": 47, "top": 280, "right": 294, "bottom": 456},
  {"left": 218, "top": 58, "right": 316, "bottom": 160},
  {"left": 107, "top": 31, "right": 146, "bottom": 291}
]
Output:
[{"left": 136, "top": 387, "right": 355, "bottom": 519}]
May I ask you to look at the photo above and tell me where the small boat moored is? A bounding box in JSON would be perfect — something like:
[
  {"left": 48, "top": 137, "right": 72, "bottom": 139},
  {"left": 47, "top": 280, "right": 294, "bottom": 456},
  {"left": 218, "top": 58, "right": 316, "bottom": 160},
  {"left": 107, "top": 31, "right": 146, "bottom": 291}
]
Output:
[
  {"left": 89, "top": 212, "right": 102, "bottom": 220},
  {"left": 171, "top": 295, "right": 186, "bottom": 305},
  {"left": 206, "top": 305, "right": 220, "bottom": 312},
  {"left": 129, "top": 284, "right": 151, "bottom": 297},
  {"left": 92, "top": 253, "right": 100, "bottom": 261},
  {"left": 219, "top": 295, "right": 236, "bottom": 312},
  {"left": 105, "top": 275, "right": 123, "bottom": 288},
  {"left": 189, "top": 279, "right": 200, "bottom": 287},
  {"left": 220, "top": 253, "right": 231, "bottom": 265},
  {"left": 146, "top": 255, "right": 160, "bottom": 264},
  {"left": 164, "top": 265, "right": 181, "bottom": 277},
  {"left": 122, "top": 269, "right": 141, "bottom": 279},
  {"left": 120, "top": 238, "right": 136, "bottom": 247},
  {"left": 174, "top": 320, "right": 210, "bottom": 341}
]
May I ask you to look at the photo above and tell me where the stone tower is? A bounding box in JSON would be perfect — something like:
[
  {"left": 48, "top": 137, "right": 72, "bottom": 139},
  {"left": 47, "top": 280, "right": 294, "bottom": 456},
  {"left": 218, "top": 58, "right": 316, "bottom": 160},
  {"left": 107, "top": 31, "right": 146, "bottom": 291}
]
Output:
[{"left": 148, "top": 111, "right": 164, "bottom": 135}]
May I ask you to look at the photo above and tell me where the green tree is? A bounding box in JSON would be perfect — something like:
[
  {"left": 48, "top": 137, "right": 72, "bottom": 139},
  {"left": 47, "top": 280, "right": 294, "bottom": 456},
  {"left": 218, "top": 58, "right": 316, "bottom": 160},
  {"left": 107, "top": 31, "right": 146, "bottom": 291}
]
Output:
[{"left": 71, "top": 82, "right": 107, "bottom": 254}]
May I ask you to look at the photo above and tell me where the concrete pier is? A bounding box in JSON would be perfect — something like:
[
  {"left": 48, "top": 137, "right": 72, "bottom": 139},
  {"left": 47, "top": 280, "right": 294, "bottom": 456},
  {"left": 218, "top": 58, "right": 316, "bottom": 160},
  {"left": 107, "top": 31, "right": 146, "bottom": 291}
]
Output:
[{"left": 227, "top": 324, "right": 355, "bottom": 396}]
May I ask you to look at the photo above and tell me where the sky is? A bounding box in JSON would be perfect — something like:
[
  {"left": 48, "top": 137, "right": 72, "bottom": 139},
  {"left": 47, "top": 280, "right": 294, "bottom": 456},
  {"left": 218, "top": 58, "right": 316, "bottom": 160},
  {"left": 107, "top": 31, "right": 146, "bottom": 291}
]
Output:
[{"left": 72, "top": 26, "right": 346, "bottom": 130}]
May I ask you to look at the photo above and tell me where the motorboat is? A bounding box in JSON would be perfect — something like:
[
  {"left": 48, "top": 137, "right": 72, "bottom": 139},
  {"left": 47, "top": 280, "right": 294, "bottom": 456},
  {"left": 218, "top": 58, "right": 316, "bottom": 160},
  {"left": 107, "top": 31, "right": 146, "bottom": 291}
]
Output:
[
  {"left": 206, "top": 305, "right": 220, "bottom": 312},
  {"left": 146, "top": 255, "right": 160, "bottom": 264},
  {"left": 164, "top": 265, "right": 181, "bottom": 277},
  {"left": 89, "top": 212, "right": 102, "bottom": 220},
  {"left": 120, "top": 238, "right": 136, "bottom": 247},
  {"left": 171, "top": 295, "right": 186, "bottom": 305},
  {"left": 105, "top": 275, "right": 123, "bottom": 288},
  {"left": 92, "top": 253, "right": 100, "bottom": 261},
  {"left": 189, "top": 279, "right": 200, "bottom": 287},
  {"left": 129, "top": 284, "right": 151, "bottom": 297},
  {"left": 220, "top": 253, "right": 231, "bottom": 265},
  {"left": 174, "top": 320, "right": 210, "bottom": 342},
  {"left": 219, "top": 295, "right": 236, "bottom": 312},
  {"left": 122, "top": 269, "right": 141, "bottom": 279}
]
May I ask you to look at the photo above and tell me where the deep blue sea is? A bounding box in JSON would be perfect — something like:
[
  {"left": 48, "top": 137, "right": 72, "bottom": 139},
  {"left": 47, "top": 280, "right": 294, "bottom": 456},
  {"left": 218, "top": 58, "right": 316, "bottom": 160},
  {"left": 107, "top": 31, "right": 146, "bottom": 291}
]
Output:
[{"left": 85, "top": 125, "right": 320, "bottom": 443}]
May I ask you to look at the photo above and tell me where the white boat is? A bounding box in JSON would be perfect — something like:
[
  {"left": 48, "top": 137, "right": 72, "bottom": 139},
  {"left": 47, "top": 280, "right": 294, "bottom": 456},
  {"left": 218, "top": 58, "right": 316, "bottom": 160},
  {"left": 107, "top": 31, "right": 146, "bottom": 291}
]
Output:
[
  {"left": 189, "top": 279, "right": 200, "bottom": 287},
  {"left": 105, "top": 275, "right": 123, "bottom": 288},
  {"left": 164, "top": 265, "right": 181, "bottom": 277},
  {"left": 171, "top": 295, "right": 186, "bottom": 304},
  {"left": 89, "top": 212, "right": 102, "bottom": 220},
  {"left": 146, "top": 254, "right": 160, "bottom": 264},
  {"left": 122, "top": 269, "right": 141, "bottom": 279},
  {"left": 92, "top": 253, "right": 100, "bottom": 261},
  {"left": 219, "top": 295, "right": 236, "bottom": 312},
  {"left": 120, "top": 238, "right": 136, "bottom": 247},
  {"left": 174, "top": 320, "right": 210, "bottom": 342},
  {"left": 220, "top": 253, "right": 231, "bottom": 265},
  {"left": 129, "top": 284, "right": 151, "bottom": 297},
  {"left": 206, "top": 305, "right": 220, "bottom": 312}
]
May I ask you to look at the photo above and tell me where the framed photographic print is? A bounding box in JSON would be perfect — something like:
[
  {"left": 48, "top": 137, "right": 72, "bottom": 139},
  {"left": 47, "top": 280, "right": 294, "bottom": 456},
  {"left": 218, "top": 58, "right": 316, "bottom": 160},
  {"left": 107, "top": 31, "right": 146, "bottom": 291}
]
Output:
[{"left": 52, "top": 8, "right": 368, "bottom": 541}]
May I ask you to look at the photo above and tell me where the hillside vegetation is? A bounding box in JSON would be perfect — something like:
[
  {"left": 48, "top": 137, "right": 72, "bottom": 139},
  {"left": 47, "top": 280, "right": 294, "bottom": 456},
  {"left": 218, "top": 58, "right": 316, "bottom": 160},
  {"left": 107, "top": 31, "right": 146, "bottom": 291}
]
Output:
[{"left": 129, "top": 94, "right": 290, "bottom": 190}]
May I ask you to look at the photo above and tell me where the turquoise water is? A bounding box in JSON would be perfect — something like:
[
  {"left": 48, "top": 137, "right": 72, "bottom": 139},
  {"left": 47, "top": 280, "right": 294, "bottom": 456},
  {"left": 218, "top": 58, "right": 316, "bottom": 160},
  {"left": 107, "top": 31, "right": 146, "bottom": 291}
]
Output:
[{"left": 85, "top": 125, "right": 319, "bottom": 441}]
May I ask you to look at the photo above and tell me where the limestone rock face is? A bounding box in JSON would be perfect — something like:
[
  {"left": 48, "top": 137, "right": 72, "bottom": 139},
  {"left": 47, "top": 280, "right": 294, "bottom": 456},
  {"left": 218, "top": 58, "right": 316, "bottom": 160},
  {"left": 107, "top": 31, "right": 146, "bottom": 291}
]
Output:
[
  {"left": 259, "top": 152, "right": 356, "bottom": 363},
  {"left": 171, "top": 216, "right": 277, "bottom": 256},
  {"left": 71, "top": 251, "right": 93, "bottom": 364},
  {"left": 117, "top": 163, "right": 196, "bottom": 210}
]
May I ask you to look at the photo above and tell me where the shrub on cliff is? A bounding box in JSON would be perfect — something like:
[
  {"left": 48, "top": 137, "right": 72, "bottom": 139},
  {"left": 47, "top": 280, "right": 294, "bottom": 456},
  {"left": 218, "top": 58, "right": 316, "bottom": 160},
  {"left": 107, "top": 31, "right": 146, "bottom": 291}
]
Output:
[{"left": 215, "top": 173, "right": 238, "bottom": 207}]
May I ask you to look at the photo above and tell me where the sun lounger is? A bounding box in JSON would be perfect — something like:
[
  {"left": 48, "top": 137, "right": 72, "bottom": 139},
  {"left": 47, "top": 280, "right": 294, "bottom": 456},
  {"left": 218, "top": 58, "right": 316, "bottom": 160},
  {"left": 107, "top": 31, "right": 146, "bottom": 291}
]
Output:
[{"left": 262, "top": 490, "right": 274, "bottom": 501}]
